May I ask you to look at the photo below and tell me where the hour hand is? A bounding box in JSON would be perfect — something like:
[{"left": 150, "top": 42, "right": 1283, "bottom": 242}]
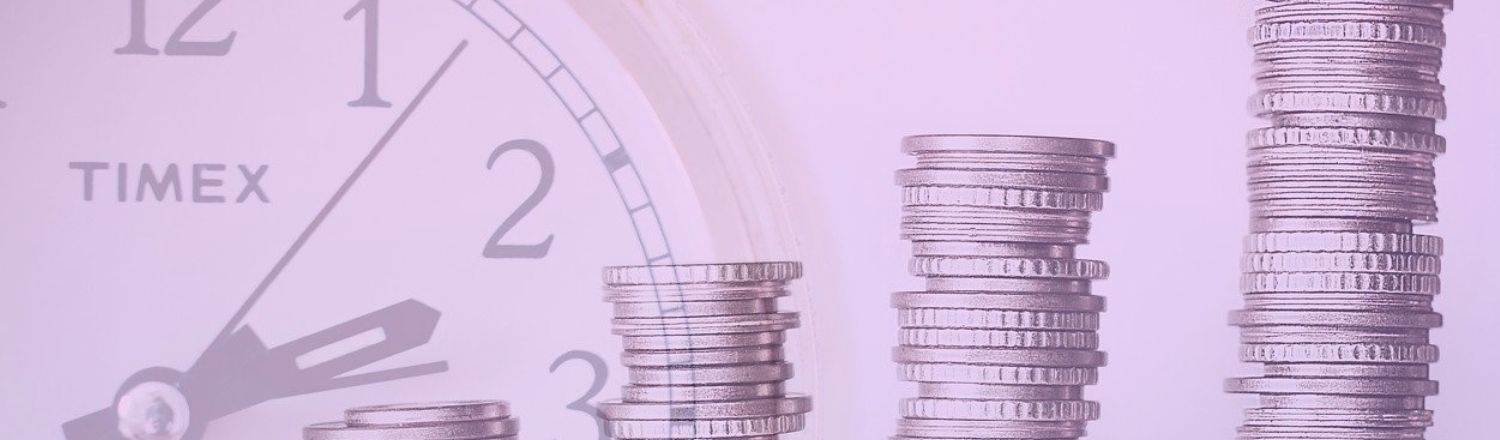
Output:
[
  {"left": 63, "top": 299, "right": 447, "bottom": 440},
  {"left": 181, "top": 299, "right": 449, "bottom": 420}
]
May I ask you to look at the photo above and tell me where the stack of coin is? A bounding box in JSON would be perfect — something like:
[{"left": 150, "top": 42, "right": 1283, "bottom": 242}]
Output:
[
  {"left": 893, "top": 134, "right": 1114, "bottom": 439},
  {"left": 1232, "top": 1, "right": 1451, "bottom": 438},
  {"left": 599, "top": 262, "right": 812, "bottom": 439},
  {"left": 303, "top": 400, "right": 518, "bottom": 440}
]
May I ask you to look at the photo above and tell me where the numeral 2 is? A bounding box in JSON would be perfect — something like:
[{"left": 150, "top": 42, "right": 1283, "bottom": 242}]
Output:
[
  {"left": 483, "top": 139, "right": 556, "bottom": 259},
  {"left": 549, "top": 350, "right": 609, "bottom": 440},
  {"left": 117, "top": 0, "right": 237, "bottom": 56}
]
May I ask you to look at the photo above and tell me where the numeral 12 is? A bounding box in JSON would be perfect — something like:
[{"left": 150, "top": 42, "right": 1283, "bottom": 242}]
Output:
[{"left": 117, "top": 0, "right": 237, "bottom": 56}]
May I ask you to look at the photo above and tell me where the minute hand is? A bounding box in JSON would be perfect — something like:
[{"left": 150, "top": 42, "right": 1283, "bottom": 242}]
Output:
[{"left": 207, "top": 40, "right": 469, "bottom": 347}]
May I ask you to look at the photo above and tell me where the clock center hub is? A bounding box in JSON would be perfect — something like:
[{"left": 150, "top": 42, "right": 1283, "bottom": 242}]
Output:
[{"left": 115, "top": 381, "right": 191, "bottom": 440}]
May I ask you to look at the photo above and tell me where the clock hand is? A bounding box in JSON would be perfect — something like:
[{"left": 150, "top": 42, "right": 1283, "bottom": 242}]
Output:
[
  {"left": 62, "top": 300, "right": 448, "bottom": 440},
  {"left": 180, "top": 300, "right": 448, "bottom": 422},
  {"left": 209, "top": 40, "right": 470, "bottom": 347}
]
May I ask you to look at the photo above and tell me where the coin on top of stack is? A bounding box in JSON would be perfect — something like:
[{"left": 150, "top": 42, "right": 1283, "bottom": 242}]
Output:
[
  {"left": 303, "top": 400, "right": 518, "bottom": 440},
  {"left": 600, "top": 261, "right": 811, "bottom": 439},
  {"left": 894, "top": 134, "right": 1114, "bottom": 440},
  {"left": 1232, "top": 1, "right": 1452, "bottom": 439}
]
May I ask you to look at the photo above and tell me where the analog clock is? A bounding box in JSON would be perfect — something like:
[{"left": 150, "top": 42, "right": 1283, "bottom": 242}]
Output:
[{"left": 0, "top": 1, "right": 809, "bottom": 439}]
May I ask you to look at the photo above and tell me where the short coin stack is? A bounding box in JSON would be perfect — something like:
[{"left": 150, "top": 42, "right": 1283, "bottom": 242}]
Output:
[
  {"left": 599, "top": 262, "right": 812, "bottom": 439},
  {"left": 303, "top": 400, "right": 518, "bottom": 440},
  {"left": 892, "top": 134, "right": 1115, "bottom": 439},
  {"left": 1232, "top": 1, "right": 1452, "bottom": 439}
]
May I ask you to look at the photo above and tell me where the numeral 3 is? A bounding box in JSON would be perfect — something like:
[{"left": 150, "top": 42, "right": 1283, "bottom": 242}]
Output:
[{"left": 549, "top": 350, "right": 609, "bottom": 440}]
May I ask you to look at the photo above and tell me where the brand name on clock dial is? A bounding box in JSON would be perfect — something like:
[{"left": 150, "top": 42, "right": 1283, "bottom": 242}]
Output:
[{"left": 68, "top": 162, "right": 270, "bottom": 203}]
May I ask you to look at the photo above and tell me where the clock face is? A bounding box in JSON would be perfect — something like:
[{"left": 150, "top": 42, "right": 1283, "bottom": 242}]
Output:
[{"left": 0, "top": 1, "right": 731, "bottom": 439}]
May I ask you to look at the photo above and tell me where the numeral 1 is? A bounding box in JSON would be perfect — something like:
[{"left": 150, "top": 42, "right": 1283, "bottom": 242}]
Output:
[
  {"left": 116, "top": 0, "right": 236, "bottom": 57},
  {"left": 116, "top": 0, "right": 159, "bottom": 55},
  {"left": 345, "top": 0, "right": 391, "bottom": 108}
]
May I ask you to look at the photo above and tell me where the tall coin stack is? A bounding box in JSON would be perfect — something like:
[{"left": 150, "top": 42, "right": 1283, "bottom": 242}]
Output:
[
  {"left": 599, "top": 262, "right": 812, "bottom": 439},
  {"left": 893, "top": 135, "right": 1114, "bottom": 439},
  {"left": 1231, "top": 1, "right": 1452, "bottom": 439},
  {"left": 303, "top": 400, "right": 519, "bottom": 440}
]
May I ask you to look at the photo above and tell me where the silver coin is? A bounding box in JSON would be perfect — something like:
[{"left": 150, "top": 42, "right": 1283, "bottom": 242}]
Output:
[
  {"left": 893, "top": 347, "right": 1107, "bottom": 367},
  {"left": 620, "top": 383, "right": 785, "bottom": 403},
  {"left": 901, "top": 222, "right": 1090, "bottom": 239},
  {"left": 903, "top": 185, "right": 1104, "bottom": 211},
  {"left": 1246, "top": 164, "right": 1435, "bottom": 182},
  {"left": 902, "top": 134, "right": 1115, "bottom": 158},
  {"left": 1244, "top": 232, "right": 1441, "bottom": 254},
  {"left": 1258, "top": 0, "right": 1452, "bottom": 12},
  {"left": 612, "top": 299, "right": 778, "bottom": 318},
  {"left": 1263, "top": 364, "right": 1429, "bottom": 379},
  {"left": 1243, "top": 408, "right": 1432, "bottom": 429},
  {"left": 1250, "top": 20, "right": 1446, "bottom": 48},
  {"left": 621, "top": 346, "right": 784, "bottom": 367},
  {"left": 898, "top": 363, "right": 1098, "bottom": 385},
  {"left": 1230, "top": 310, "right": 1442, "bottom": 328},
  {"left": 1226, "top": 377, "right": 1438, "bottom": 396},
  {"left": 917, "top": 383, "right": 1083, "bottom": 400},
  {"left": 1250, "top": 217, "right": 1414, "bottom": 233},
  {"left": 899, "top": 398, "right": 1100, "bottom": 421},
  {"left": 611, "top": 313, "right": 800, "bottom": 336},
  {"left": 1254, "top": 40, "right": 1444, "bottom": 67},
  {"left": 620, "top": 331, "right": 784, "bottom": 351},
  {"left": 924, "top": 277, "right": 1091, "bottom": 294},
  {"left": 1256, "top": 4, "right": 1447, "bottom": 25},
  {"left": 1240, "top": 343, "right": 1439, "bottom": 363},
  {"left": 913, "top": 151, "right": 1109, "bottom": 174},
  {"left": 1235, "top": 425, "right": 1427, "bottom": 440},
  {"left": 599, "top": 395, "right": 811, "bottom": 420},
  {"left": 604, "top": 282, "right": 789, "bottom": 303},
  {"left": 908, "top": 256, "right": 1108, "bottom": 279},
  {"left": 892, "top": 292, "right": 1106, "bottom": 312},
  {"left": 1258, "top": 394, "right": 1427, "bottom": 410},
  {"left": 1248, "top": 146, "right": 1437, "bottom": 166},
  {"left": 1240, "top": 325, "right": 1430, "bottom": 344},
  {"left": 603, "top": 261, "right": 802, "bottom": 286},
  {"left": 899, "top": 328, "right": 1099, "bottom": 349},
  {"left": 1255, "top": 63, "right": 1440, "bottom": 85},
  {"left": 1241, "top": 272, "right": 1440, "bottom": 295},
  {"left": 628, "top": 362, "right": 794, "bottom": 386},
  {"left": 343, "top": 400, "right": 510, "bottom": 427},
  {"left": 1269, "top": 112, "right": 1438, "bottom": 132},
  {"left": 895, "top": 418, "right": 1086, "bottom": 439},
  {"left": 1239, "top": 294, "right": 1434, "bottom": 312},
  {"left": 896, "top": 168, "right": 1109, "bottom": 192},
  {"left": 912, "top": 241, "right": 1076, "bottom": 258},
  {"left": 1243, "top": 251, "right": 1440, "bottom": 273},
  {"left": 607, "top": 413, "right": 804, "bottom": 439},
  {"left": 1249, "top": 207, "right": 1437, "bottom": 224},
  {"left": 1248, "top": 124, "right": 1445, "bottom": 154},
  {"left": 1251, "top": 90, "right": 1447, "bottom": 119},
  {"left": 901, "top": 226, "right": 1090, "bottom": 245},
  {"left": 897, "top": 308, "right": 1100, "bottom": 330},
  {"left": 1256, "top": 77, "right": 1446, "bottom": 98},
  {"left": 902, "top": 207, "right": 1091, "bottom": 227},
  {"left": 303, "top": 418, "right": 519, "bottom": 440}
]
